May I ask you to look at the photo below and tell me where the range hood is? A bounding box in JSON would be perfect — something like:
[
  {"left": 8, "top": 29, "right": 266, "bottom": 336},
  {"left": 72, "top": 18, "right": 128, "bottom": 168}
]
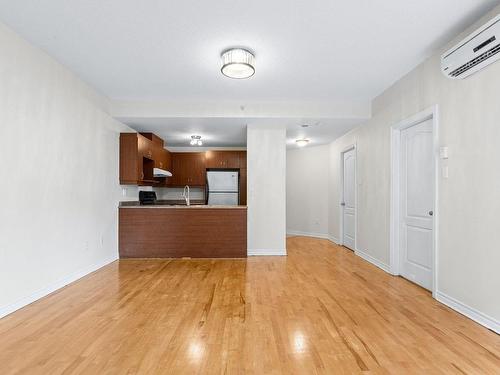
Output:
[{"left": 153, "top": 168, "right": 172, "bottom": 177}]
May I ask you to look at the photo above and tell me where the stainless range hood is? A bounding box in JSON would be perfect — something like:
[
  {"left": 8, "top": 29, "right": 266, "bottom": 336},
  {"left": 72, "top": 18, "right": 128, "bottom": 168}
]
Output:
[{"left": 153, "top": 167, "right": 173, "bottom": 177}]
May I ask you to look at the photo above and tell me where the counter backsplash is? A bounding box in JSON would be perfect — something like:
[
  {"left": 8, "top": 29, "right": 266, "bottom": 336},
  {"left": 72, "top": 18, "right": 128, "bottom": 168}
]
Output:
[{"left": 120, "top": 185, "right": 205, "bottom": 202}]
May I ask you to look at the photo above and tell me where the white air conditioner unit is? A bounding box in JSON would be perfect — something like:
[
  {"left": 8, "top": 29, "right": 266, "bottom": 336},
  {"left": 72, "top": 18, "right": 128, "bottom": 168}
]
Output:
[{"left": 441, "top": 14, "right": 500, "bottom": 79}]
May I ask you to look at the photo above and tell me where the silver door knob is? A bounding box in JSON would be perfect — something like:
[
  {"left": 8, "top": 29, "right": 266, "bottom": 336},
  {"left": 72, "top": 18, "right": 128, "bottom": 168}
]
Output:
[{"left": 429, "top": 211, "right": 434, "bottom": 216}]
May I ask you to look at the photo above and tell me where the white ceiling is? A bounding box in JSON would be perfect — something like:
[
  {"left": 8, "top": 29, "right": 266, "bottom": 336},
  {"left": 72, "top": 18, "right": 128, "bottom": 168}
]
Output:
[
  {"left": 120, "top": 117, "right": 361, "bottom": 149},
  {"left": 0, "top": 0, "right": 498, "bottom": 146}
]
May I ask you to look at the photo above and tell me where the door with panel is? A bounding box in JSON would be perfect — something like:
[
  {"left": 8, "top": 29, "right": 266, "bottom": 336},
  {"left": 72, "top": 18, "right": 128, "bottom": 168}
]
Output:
[
  {"left": 400, "top": 119, "right": 434, "bottom": 290},
  {"left": 342, "top": 148, "right": 356, "bottom": 250}
]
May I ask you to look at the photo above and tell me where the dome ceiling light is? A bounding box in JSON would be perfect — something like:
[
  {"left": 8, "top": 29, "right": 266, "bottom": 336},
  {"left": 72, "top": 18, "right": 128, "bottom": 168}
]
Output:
[
  {"left": 221, "top": 48, "right": 255, "bottom": 79},
  {"left": 296, "top": 139, "right": 310, "bottom": 147}
]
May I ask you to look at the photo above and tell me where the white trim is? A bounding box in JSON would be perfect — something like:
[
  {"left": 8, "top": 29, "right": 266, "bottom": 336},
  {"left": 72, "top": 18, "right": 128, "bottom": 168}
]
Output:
[
  {"left": 339, "top": 143, "right": 357, "bottom": 248},
  {"left": 355, "top": 249, "right": 391, "bottom": 273},
  {"left": 328, "top": 235, "right": 340, "bottom": 244},
  {"left": 390, "top": 105, "right": 439, "bottom": 297},
  {"left": 247, "top": 249, "right": 287, "bottom": 256},
  {"left": 0, "top": 256, "right": 117, "bottom": 319},
  {"left": 436, "top": 291, "right": 500, "bottom": 334},
  {"left": 286, "top": 230, "right": 329, "bottom": 239}
]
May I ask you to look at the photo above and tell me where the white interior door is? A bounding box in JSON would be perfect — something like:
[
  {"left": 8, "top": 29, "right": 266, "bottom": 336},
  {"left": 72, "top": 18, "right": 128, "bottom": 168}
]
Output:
[
  {"left": 342, "top": 148, "right": 356, "bottom": 250},
  {"left": 400, "top": 119, "right": 434, "bottom": 290}
]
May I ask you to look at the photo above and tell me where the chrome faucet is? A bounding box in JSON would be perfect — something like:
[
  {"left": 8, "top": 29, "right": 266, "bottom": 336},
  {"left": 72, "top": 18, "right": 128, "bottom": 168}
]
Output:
[{"left": 182, "top": 185, "right": 190, "bottom": 206}]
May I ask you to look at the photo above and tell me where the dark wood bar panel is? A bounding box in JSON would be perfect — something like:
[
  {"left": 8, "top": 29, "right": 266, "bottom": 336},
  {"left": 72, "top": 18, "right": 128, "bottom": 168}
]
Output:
[{"left": 119, "top": 207, "right": 247, "bottom": 258}]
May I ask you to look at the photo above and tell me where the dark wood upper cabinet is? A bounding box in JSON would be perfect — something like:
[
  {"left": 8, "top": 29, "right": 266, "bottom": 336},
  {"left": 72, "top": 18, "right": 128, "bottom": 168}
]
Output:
[
  {"left": 140, "top": 133, "right": 164, "bottom": 147},
  {"left": 238, "top": 151, "right": 246, "bottom": 170},
  {"left": 170, "top": 152, "right": 206, "bottom": 186},
  {"left": 120, "top": 133, "right": 141, "bottom": 185},
  {"left": 121, "top": 135, "right": 245, "bottom": 193},
  {"left": 120, "top": 133, "right": 171, "bottom": 186},
  {"left": 138, "top": 135, "right": 153, "bottom": 160},
  {"left": 206, "top": 151, "right": 241, "bottom": 169},
  {"left": 152, "top": 146, "right": 172, "bottom": 171}
]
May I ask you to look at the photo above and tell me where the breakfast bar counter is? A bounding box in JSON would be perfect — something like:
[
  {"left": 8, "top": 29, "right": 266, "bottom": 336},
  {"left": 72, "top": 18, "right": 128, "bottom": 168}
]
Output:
[{"left": 119, "top": 203, "right": 247, "bottom": 258}]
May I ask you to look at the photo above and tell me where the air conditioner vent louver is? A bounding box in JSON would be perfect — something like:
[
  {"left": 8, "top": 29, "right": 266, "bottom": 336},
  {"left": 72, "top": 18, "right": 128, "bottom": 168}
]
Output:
[
  {"left": 449, "top": 43, "right": 500, "bottom": 77},
  {"left": 441, "top": 14, "right": 500, "bottom": 79}
]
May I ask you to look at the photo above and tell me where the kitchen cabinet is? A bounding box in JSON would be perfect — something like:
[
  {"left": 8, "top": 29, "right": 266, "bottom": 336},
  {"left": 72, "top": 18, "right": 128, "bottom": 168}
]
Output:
[
  {"left": 170, "top": 152, "right": 206, "bottom": 186},
  {"left": 140, "top": 132, "right": 164, "bottom": 147},
  {"left": 120, "top": 133, "right": 171, "bottom": 186},
  {"left": 239, "top": 167, "right": 247, "bottom": 205},
  {"left": 238, "top": 151, "right": 247, "bottom": 169},
  {"left": 138, "top": 135, "right": 154, "bottom": 160},
  {"left": 121, "top": 136, "right": 245, "bottom": 194},
  {"left": 153, "top": 147, "right": 172, "bottom": 171},
  {"left": 205, "top": 151, "right": 240, "bottom": 169}
]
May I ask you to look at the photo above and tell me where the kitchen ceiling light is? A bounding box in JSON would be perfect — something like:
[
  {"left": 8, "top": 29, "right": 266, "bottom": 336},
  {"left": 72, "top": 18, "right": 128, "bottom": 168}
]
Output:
[
  {"left": 190, "top": 135, "right": 202, "bottom": 146},
  {"left": 221, "top": 48, "right": 255, "bottom": 79},
  {"left": 296, "top": 139, "right": 310, "bottom": 147}
]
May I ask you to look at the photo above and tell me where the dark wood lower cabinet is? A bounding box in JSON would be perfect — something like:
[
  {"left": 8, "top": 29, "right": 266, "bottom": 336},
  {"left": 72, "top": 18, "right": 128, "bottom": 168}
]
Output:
[
  {"left": 239, "top": 168, "right": 247, "bottom": 205},
  {"left": 119, "top": 207, "right": 247, "bottom": 258}
]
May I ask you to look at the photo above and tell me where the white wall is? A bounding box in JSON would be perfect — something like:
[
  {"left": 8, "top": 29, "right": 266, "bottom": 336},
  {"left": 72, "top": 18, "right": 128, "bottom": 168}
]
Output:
[
  {"left": 0, "top": 22, "right": 132, "bottom": 318},
  {"left": 329, "top": 7, "right": 500, "bottom": 330},
  {"left": 286, "top": 145, "right": 329, "bottom": 238},
  {"left": 247, "top": 124, "right": 286, "bottom": 255}
]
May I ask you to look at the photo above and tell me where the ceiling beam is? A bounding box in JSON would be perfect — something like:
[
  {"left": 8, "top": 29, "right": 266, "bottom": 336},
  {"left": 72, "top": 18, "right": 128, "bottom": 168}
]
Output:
[{"left": 110, "top": 99, "right": 371, "bottom": 120}]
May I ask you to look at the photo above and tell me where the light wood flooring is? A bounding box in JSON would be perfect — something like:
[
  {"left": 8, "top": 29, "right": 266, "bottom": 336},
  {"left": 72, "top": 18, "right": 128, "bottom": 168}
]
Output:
[{"left": 0, "top": 237, "right": 499, "bottom": 374}]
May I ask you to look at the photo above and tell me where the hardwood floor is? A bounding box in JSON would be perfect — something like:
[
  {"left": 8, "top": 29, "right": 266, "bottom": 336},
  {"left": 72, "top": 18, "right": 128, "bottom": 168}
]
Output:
[{"left": 1, "top": 237, "right": 498, "bottom": 374}]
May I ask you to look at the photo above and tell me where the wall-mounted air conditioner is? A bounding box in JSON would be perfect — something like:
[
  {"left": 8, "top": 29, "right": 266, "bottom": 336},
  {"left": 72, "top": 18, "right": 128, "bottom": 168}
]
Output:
[{"left": 441, "top": 14, "right": 500, "bottom": 79}]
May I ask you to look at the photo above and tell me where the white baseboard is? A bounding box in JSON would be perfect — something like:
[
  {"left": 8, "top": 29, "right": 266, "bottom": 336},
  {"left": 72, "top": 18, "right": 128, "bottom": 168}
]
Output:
[
  {"left": 0, "top": 256, "right": 118, "bottom": 320},
  {"left": 436, "top": 291, "right": 499, "bottom": 334},
  {"left": 286, "top": 230, "right": 329, "bottom": 240},
  {"left": 247, "top": 249, "right": 287, "bottom": 256},
  {"left": 354, "top": 248, "right": 391, "bottom": 273},
  {"left": 328, "top": 235, "right": 340, "bottom": 244}
]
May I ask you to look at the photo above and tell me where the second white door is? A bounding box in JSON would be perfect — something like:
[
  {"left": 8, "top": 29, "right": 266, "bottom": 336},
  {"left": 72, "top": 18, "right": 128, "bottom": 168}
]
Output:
[
  {"left": 342, "top": 148, "right": 356, "bottom": 250},
  {"left": 400, "top": 119, "right": 434, "bottom": 290}
]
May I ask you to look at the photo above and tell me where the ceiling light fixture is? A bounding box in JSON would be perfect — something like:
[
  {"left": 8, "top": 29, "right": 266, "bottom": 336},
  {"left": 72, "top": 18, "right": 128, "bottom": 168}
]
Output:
[
  {"left": 190, "top": 135, "right": 203, "bottom": 146},
  {"left": 296, "top": 139, "right": 310, "bottom": 147},
  {"left": 221, "top": 48, "right": 255, "bottom": 79}
]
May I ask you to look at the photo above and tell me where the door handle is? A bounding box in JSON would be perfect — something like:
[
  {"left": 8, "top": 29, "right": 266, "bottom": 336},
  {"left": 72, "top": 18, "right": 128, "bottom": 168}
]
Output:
[
  {"left": 429, "top": 210, "right": 434, "bottom": 216},
  {"left": 341, "top": 202, "right": 346, "bottom": 206}
]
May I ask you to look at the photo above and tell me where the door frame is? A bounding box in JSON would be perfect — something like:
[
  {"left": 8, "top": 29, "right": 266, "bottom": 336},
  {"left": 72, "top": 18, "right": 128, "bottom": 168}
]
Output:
[
  {"left": 390, "top": 105, "right": 439, "bottom": 297},
  {"left": 339, "top": 144, "right": 357, "bottom": 250}
]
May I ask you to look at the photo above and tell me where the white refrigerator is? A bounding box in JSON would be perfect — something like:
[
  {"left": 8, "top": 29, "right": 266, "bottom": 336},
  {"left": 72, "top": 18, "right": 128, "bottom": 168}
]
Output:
[{"left": 206, "top": 171, "right": 239, "bottom": 205}]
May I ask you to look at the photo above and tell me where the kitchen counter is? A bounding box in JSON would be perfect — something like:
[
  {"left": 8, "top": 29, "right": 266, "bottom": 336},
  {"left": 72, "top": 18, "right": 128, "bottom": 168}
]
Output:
[
  {"left": 119, "top": 203, "right": 247, "bottom": 258},
  {"left": 119, "top": 201, "right": 246, "bottom": 209}
]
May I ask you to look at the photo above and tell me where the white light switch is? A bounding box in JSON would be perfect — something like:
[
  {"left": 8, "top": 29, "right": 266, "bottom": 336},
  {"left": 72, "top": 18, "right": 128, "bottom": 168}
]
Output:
[
  {"left": 442, "top": 166, "right": 449, "bottom": 179},
  {"left": 439, "top": 147, "right": 449, "bottom": 159}
]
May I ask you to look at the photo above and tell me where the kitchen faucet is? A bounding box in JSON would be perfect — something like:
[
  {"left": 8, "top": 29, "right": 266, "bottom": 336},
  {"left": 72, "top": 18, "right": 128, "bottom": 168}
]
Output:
[{"left": 182, "top": 185, "right": 190, "bottom": 206}]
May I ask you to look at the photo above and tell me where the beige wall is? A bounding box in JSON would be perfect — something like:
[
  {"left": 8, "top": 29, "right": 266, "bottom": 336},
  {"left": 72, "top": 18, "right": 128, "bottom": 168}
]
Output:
[
  {"left": 287, "top": 145, "right": 330, "bottom": 238},
  {"left": 329, "top": 7, "right": 500, "bottom": 325},
  {"left": 247, "top": 124, "right": 287, "bottom": 255},
  {"left": 0, "top": 22, "right": 132, "bottom": 317}
]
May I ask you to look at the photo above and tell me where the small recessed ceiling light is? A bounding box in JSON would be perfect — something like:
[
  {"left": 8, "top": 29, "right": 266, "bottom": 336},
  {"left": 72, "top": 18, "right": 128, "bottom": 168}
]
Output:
[
  {"left": 190, "top": 135, "right": 203, "bottom": 146},
  {"left": 221, "top": 48, "right": 255, "bottom": 79},
  {"left": 296, "top": 139, "right": 310, "bottom": 147}
]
